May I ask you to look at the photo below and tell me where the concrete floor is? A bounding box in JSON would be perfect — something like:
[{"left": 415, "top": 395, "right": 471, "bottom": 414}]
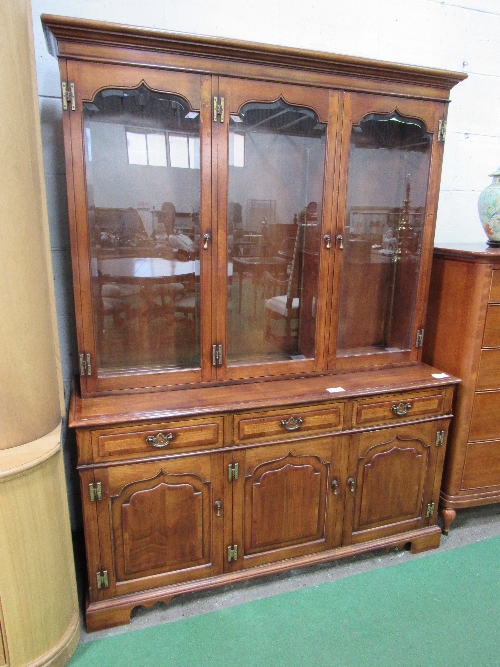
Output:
[{"left": 76, "top": 503, "right": 500, "bottom": 644}]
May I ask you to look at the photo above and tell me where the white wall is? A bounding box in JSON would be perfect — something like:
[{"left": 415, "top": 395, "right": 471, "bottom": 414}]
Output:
[{"left": 31, "top": 0, "right": 500, "bottom": 523}]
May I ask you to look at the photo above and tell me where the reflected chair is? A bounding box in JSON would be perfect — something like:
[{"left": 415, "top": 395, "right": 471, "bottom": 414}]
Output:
[{"left": 264, "top": 227, "right": 302, "bottom": 351}]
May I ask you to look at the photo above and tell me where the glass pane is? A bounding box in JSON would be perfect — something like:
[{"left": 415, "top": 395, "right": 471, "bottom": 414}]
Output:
[
  {"left": 146, "top": 133, "right": 167, "bottom": 166},
  {"left": 83, "top": 86, "right": 201, "bottom": 373},
  {"left": 169, "top": 134, "right": 189, "bottom": 168},
  {"left": 227, "top": 99, "right": 326, "bottom": 366},
  {"left": 337, "top": 111, "right": 432, "bottom": 358}
]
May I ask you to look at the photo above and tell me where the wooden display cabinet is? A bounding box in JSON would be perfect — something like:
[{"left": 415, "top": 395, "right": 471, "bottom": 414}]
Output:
[
  {"left": 424, "top": 244, "right": 500, "bottom": 532},
  {"left": 41, "top": 15, "right": 464, "bottom": 631}
]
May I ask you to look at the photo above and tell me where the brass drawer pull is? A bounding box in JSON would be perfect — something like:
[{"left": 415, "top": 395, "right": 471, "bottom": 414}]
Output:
[
  {"left": 214, "top": 500, "right": 222, "bottom": 517},
  {"left": 145, "top": 432, "right": 175, "bottom": 448},
  {"left": 348, "top": 477, "right": 356, "bottom": 493},
  {"left": 280, "top": 416, "right": 303, "bottom": 431},
  {"left": 391, "top": 402, "right": 412, "bottom": 416},
  {"left": 331, "top": 479, "right": 339, "bottom": 495}
]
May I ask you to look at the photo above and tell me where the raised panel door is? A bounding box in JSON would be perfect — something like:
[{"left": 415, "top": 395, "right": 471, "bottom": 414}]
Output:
[
  {"left": 91, "top": 453, "right": 224, "bottom": 599},
  {"left": 343, "top": 421, "right": 443, "bottom": 545},
  {"left": 231, "top": 436, "right": 346, "bottom": 570}
]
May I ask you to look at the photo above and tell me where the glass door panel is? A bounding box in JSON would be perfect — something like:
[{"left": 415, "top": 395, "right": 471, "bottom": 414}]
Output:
[
  {"left": 83, "top": 86, "right": 202, "bottom": 374},
  {"left": 337, "top": 110, "right": 432, "bottom": 361},
  {"left": 225, "top": 97, "right": 327, "bottom": 367}
]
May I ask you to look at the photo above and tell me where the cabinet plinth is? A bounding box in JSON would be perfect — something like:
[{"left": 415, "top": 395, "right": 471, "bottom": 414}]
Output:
[
  {"left": 424, "top": 244, "right": 500, "bottom": 532},
  {"left": 41, "top": 14, "right": 464, "bottom": 631}
]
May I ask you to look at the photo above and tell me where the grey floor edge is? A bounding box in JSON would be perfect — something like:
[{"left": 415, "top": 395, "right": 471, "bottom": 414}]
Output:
[{"left": 74, "top": 503, "right": 500, "bottom": 644}]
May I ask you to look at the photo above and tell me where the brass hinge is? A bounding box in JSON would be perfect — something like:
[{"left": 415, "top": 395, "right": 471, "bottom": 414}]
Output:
[
  {"left": 213, "top": 96, "right": 225, "bottom": 123},
  {"left": 437, "top": 119, "right": 446, "bottom": 143},
  {"left": 227, "top": 544, "right": 238, "bottom": 562},
  {"left": 228, "top": 463, "right": 239, "bottom": 481},
  {"left": 435, "top": 430, "right": 445, "bottom": 447},
  {"left": 79, "top": 352, "right": 92, "bottom": 376},
  {"left": 96, "top": 570, "right": 109, "bottom": 589},
  {"left": 426, "top": 502, "right": 435, "bottom": 518},
  {"left": 62, "top": 82, "right": 76, "bottom": 111},
  {"left": 89, "top": 482, "right": 102, "bottom": 502},
  {"left": 415, "top": 329, "right": 424, "bottom": 348},
  {"left": 212, "top": 343, "right": 223, "bottom": 367}
]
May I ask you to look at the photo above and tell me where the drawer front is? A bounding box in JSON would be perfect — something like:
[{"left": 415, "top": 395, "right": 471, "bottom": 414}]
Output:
[
  {"left": 469, "top": 391, "right": 500, "bottom": 442},
  {"left": 489, "top": 270, "right": 500, "bottom": 303},
  {"left": 353, "top": 389, "right": 446, "bottom": 427},
  {"left": 92, "top": 417, "right": 224, "bottom": 461},
  {"left": 234, "top": 403, "right": 344, "bottom": 444},
  {"left": 483, "top": 304, "right": 500, "bottom": 348},
  {"left": 462, "top": 440, "right": 500, "bottom": 490},
  {"left": 477, "top": 348, "right": 500, "bottom": 390}
]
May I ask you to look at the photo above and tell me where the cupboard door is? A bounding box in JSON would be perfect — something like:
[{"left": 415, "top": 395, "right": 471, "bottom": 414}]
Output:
[
  {"left": 231, "top": 436, "right": 346, "bottom": 570},
  {"left": 65, "top": 61, "right": 214, "bottom": 394},
  {"left": 91, "top": 453, "right": 224, "bottom": 599},
  {"left": 329, "top": 94, "right": 446, "bottom": 371},
  {"left": 343, "top": 421, "right": 444, "bottom": 545},
  {"left": 214, "top": 78, "right": 337, "bottom": 380}
]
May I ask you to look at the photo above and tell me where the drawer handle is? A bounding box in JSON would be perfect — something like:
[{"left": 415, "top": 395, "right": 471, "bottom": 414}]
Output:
[
  {"left": 145, "top": 432, "right": 175, "bottom": 448},
  {"left": 280, "top": 416, "right": 303, "bottom": 431},
  {"left": 331, "top": 479, "right": 339, "bottom": 495},
  {"left": 391, "top": 402, "right": 412, "bottom": 416},
  {"left": 348, "top": 477, "right": 356, "bottom": 493}
]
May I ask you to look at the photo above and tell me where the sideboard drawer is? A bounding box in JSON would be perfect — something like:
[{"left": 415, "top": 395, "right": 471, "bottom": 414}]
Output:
[
  {"left": 477, "top": 349, "right": 500, "bottom": 390},
  {"left": 92, "top": 417, "right": 224, "bottom": 462},
  {"left": 483, "top": 304, "right": 500, "bottom": 347},
  {"left": 352, "top": 389, "right": 446, "bottom": 427},
  {"left": 489, "top": 270, "right": 500, "bottom": 303},
  {"left": 234, "top": 403, "right": 344, "bottom": 444}
]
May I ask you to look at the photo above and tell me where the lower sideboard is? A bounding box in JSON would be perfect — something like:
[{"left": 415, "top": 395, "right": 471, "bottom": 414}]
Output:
[{"left": 71, "top": 365, "right": 457, "bottom": 631}]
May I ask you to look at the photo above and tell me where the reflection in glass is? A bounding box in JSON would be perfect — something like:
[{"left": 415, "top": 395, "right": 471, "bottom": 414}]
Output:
[
  {"left": 226, "top": 99, "right": 327, "bottom": 367},
  {"left": 83, "top": 86, "right": 201, "bottom": 373},
  {"left": 337, "top": 111, "right": 432, "bottom": 357}
]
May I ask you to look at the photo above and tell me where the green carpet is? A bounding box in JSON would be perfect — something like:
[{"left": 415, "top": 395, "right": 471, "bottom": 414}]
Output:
[{"left": 70, "top": 536, "right": 500, "bottom": 667}]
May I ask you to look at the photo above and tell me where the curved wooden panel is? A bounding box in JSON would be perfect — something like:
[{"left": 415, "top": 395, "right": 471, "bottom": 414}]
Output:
[
  {"left": 357, "top": 443, "right": 426, "bottom": 529},
  {"left": 69, "top": 60, "right": 203, "bottom": 108},
  {"left": 220, "top": 78, "right": 330, "bottom": 123},
  {"left": 244, "top": 453, "right": 328, "bottom": 554},
  {"left": 112, "top": 471, "right": 210, "bottom": 580}
]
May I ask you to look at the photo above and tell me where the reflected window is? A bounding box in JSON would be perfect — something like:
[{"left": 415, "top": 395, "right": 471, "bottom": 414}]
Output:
[
  {"left": 229, "top": 132, "right": 245, "bottom": 167},
  {"left": 126, "top": 130, "right": 167, "bottom": 166},
  {"left": 126, "top": 130, "right": 200, "bottom": 169}
]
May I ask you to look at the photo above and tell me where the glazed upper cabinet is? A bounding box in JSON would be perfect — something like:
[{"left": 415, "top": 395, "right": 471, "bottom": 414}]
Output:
[{"left": 42, "top": 15, "right": 465, "bottom": 396}]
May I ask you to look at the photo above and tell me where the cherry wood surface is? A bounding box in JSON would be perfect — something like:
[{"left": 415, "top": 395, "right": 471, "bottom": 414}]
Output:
[
  {"left": 70, "top": 364, "right": 456, "bottom": 428},
  {"left": 423, "top": 244, "right": 500, "bottom": 533},
  {"left": 42, "top": 15, "right": 464, "bottom": 632},
  {"left": 42, "top": 15, "right": 464, "bottom": 396}
]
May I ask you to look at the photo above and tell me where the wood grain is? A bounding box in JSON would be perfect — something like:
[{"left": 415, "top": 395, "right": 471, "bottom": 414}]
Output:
[
  {"left": 0, "top": 427, "right": 79, "bottom": 667},
  {"left": 424, "top": 244, "right": 500, "bottom": 531}
]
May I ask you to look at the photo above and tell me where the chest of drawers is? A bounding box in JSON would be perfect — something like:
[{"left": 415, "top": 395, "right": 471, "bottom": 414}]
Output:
[{"left": 424, "top": 244, "right": 500, "bottom": 532}]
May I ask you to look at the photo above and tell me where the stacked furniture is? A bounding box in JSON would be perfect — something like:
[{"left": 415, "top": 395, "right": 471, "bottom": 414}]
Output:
[{"left": 42, "top": 14, "right": 464, "bottom": 631}]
